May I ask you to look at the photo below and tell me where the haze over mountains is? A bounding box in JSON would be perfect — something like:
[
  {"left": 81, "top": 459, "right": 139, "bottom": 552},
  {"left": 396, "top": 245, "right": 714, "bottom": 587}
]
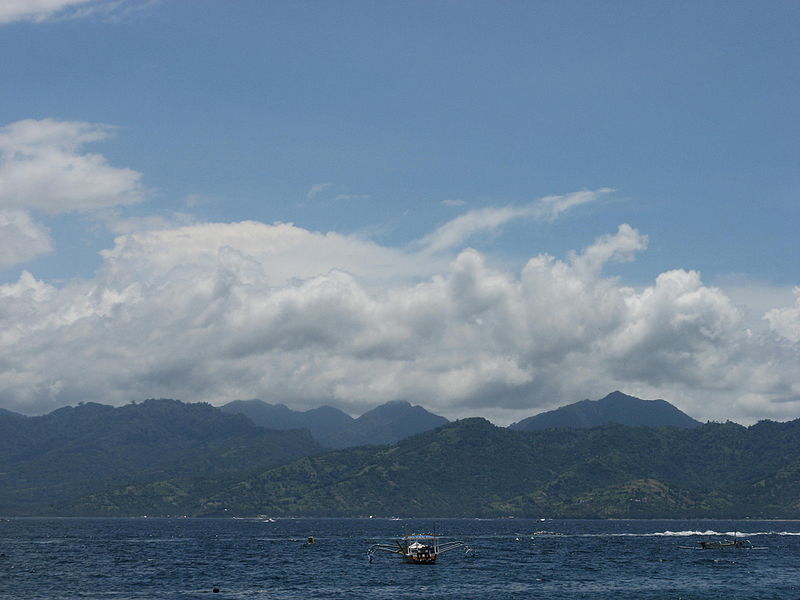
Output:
[
  {"left": 221, "top": 391, "right": 701, "bottom": 447},
  {"left": 220, "top": 399, "right": 448, "bottom": 448}
]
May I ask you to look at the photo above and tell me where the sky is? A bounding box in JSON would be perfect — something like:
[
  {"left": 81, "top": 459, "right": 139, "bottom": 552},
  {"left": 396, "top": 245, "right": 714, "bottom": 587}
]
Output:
[{"left": 0, "top": 0, "right": 798, "bottom": 425}]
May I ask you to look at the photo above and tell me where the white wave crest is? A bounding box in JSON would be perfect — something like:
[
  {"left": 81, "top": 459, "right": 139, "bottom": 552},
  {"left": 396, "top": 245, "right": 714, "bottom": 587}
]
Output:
[{"left": 546, "top": 530, "right": 800, "bottom": 538}]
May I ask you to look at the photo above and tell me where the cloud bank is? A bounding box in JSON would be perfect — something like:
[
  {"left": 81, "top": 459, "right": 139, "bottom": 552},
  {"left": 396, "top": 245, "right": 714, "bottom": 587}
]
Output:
[
  {"left": 0, "top": 118, "right": 796, "bottom": 424},
  {"left": 1, "top": 218, "right": 797, "bottom": 424}
]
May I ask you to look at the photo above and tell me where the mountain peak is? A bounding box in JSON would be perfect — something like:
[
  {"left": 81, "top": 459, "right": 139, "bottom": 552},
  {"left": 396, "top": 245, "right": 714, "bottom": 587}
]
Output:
[
  {"left": 510, "top": 392, "right": 701, "bottom": 431},
  {"left": 601, "top": 390, "right": 635, "bottom": 402}
]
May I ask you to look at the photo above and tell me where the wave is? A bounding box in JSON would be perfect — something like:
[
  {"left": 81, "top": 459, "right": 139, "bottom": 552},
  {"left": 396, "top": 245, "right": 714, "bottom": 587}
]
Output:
[
  {"left": 639, "top": 530, "right": 800, "bottom": 537},
  {"left": 529, "top": 530, "right": 800, "bottom": 538}
]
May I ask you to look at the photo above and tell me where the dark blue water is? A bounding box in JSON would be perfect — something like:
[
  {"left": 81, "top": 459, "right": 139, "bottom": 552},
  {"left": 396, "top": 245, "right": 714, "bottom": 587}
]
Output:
[{"left": 1, "top": 518, "right": 798, "bottom": 599}]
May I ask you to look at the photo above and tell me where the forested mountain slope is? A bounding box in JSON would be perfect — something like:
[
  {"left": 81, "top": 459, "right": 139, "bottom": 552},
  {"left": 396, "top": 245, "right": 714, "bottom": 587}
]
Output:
[{"left": 66, "top": 416, "right": 800, "bottom": 519}]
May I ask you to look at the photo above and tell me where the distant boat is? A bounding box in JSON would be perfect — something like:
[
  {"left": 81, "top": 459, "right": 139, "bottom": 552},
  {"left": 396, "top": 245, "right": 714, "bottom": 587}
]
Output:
[
  {"left": 368, "top": 533, "right": 472, "bottom": 564},
  {"left": 680, "top": 538, "right": 767, "bottom": 550}
]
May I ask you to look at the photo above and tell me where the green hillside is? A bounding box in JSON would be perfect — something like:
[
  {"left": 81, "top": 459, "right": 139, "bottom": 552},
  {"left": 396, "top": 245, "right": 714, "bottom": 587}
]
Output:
[
  {"left": 0, "top": 399, "right": 322, "bottom": 515},
  {"left": 65, "top": 416, "right": 800, "bottom": 519}
]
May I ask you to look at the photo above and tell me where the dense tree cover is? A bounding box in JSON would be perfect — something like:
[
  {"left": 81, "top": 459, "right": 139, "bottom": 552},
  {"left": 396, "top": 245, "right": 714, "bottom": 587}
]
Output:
[
  {"left": 63, "top": 417, "right": 800, "bottom": 519},
  {"left": 0, "top": 399, "right": 322, "bottom": 515}
]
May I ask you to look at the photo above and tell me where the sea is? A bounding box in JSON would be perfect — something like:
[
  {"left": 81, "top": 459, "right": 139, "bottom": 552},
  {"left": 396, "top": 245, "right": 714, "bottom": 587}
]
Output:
[{"left": 1, "top": 517, "right": 798, "bottom": 599}]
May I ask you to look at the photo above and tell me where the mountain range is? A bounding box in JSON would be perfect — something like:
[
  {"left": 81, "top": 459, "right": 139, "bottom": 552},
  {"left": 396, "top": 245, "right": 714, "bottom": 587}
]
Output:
[
  {"left": 220, "top": 399, "right": 448, "bottom": 448},
  {"left": 3, "top": 392, "right": 798, "bottom": 519},
  {"left": 0, "top": 399, "right": 321, "bottom": 515},
  {"left": 221, "top": 391, "right": 700, "bottom": 448},
  {"left": 65, "top": 415, "right": 800, "bottom": 519}
]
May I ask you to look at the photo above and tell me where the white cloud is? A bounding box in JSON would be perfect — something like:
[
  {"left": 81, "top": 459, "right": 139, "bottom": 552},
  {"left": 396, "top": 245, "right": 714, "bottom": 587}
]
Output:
[
  {"left": 569, "top": 223, "right": 647, "bottom": 277},
  {"left": 0, "top": 118, "right": 146, "bottom": 267},
  {"left": 0, "top": 215, "right": 797, "bottom": 425},
  {"left": 0, "top": 0, "right": 101, "bottom": 23},
  {"left": 715, "top": 276, "right": 797, "bottom": 333},
  {"left": 95, "top": 221, "right": 441, "bottom": 288},
  {"left": 0, "top": 119, "right": 145, "bottom": 215},
  {"left": 306, "top": 183, "right": 370, "bottom": 204},
  {"left": 0, "top": 210, "right": 53, "bottom": 266},
  {"left": 416, "top": 188, "right": 611, "bottom": 254},
  {"left": 534, "top": 188, "right": 614, "bottom": 222},
  {"left": 765, "top": 287, "right": 800, "bottom": 343}
]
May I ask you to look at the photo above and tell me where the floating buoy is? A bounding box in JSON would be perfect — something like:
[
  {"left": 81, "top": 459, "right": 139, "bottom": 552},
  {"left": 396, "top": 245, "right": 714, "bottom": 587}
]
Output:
[{"left": 212, "top": 587, "right": 220, "bottom": 593}]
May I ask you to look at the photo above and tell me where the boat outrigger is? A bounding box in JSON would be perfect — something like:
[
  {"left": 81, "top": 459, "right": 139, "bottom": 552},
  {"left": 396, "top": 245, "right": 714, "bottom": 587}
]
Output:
[{"left": 368, "top": 534, "right": 473, "bottom": 564}]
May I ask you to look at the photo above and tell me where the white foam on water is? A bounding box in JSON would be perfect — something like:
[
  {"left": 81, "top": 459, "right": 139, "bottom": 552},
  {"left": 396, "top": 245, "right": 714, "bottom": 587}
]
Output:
[{"left": 534, "top": 530, "right": 800, "bottom": 538}]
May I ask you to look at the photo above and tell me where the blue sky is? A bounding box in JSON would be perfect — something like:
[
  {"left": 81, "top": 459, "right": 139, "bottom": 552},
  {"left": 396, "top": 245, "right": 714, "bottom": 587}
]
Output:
[{"left": 0, "top": 1, "right": 798, "bottom": 424}]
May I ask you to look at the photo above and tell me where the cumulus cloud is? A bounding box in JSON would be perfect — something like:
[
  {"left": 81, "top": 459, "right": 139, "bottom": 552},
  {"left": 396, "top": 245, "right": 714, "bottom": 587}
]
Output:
[
  {"left": 0, "top": 214, "right": 797, "bottom": 425},
  {"left": 0, "top": 118, "right": 146, "bottom": 267},
  {"left": 765, "top": 287, "right": 800, "bottom": 343},
  {"left": 0, "top": 210, "right": 53, "bottom": 266},
  {"left": 95, "top": 221, "right": 440, "bottom": 288},
  {"left": 0, "top": 119, "right": 145, "bottom": 214}
]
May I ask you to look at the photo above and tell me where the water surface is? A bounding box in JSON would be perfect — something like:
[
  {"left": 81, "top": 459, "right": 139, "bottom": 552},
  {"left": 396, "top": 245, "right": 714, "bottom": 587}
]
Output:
[{"left": 1, "top": 518, "right": 798, "bottom": 599}]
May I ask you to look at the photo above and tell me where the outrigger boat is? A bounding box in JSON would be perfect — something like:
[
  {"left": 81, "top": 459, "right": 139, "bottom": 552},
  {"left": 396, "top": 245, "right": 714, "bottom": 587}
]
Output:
[
  {"left": 368, "top": 533, "right": 472, "bottom": 564},
  {"left": 679, "top": 537, "right": 767, "bottom": 550}
]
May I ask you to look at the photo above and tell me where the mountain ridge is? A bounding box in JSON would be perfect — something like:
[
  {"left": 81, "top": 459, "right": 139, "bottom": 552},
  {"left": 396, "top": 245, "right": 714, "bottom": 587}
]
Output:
[
  {"left": 66, "top": 415, "right": 800, "bottom": 519},
  {"left": 5, "top": 392, "right": 798, "bottom": 519},
  {"left": 0, "top": 398, "right": 322, "bottom": 515},
  {"left": 220, "top": 398, "right": 448, "bottom": 448},
  {"left": 2, "top": 396, "right": 799, "bottom": 518},
  {"left": 510, "top": 391, "right": 701, "bottom": 431}
]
